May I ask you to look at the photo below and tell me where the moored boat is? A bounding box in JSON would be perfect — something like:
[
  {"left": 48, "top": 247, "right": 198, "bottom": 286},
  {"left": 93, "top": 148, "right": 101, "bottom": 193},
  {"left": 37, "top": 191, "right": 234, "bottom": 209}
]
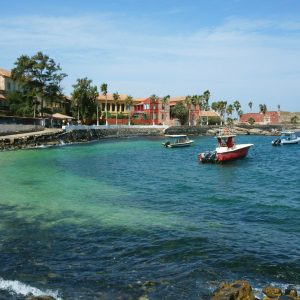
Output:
[
  {"left": 162, "top": 135, "right": 194, "bottom": 148},
  {"left": 272, "top": 131, "right": 300, "bottom": 146},
  {"left": 198, "top": 128, "right": 253, "bottom": 163}
]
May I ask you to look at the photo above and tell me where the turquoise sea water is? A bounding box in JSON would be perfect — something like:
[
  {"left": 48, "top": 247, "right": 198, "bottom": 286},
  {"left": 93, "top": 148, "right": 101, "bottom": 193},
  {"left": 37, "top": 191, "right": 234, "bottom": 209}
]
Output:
[{"left": 0, "top": 135, "right": 299, "bottom": 299}]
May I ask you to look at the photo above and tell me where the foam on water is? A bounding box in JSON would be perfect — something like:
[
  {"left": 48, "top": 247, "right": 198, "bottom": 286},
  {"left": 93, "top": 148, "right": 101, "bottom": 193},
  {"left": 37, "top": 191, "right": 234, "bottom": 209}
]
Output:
[{"left": 0, "top": 277, "right": 62, "bottom": 299}]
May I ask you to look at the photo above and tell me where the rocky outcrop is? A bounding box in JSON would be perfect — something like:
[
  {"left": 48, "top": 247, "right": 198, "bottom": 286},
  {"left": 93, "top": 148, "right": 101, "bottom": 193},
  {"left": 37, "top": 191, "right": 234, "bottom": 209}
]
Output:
[
  {"left": 211, "top": 281, "right": 299, "bottom": 300},
  {"left": 164, "top": 124, "right": 298, "bottom": 136},
  {"left": 211, "top": 280, "right": 255, "bottom": 300}
]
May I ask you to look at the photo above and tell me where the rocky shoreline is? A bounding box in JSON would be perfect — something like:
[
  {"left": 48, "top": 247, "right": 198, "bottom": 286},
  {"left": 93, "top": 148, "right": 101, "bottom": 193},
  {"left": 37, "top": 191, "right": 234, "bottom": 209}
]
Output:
[
  {"left": 23, "top": 280, "right": 299, "bottom": 299},
  {"left": 0, "top": 125, "right": 299, "bottom": 151},
  {"left": 211, "top": 280, "right": 299, "bottom": 300}
]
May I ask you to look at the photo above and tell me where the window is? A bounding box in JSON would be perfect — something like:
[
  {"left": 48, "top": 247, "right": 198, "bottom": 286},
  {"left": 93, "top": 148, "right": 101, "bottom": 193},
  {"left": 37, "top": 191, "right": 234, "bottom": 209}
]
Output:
[{"left": 112, "top": 104, "right": 115, "bottom": 111}]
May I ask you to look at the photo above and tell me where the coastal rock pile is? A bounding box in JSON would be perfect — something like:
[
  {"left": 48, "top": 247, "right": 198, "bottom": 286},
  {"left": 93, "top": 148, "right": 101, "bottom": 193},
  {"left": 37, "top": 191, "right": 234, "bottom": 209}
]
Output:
[
  {"left": 211, "top": 281, "right": 299, "bottom": 300},
  {"left": 211, "top": 280, "right": 255, "bottom": 300}
]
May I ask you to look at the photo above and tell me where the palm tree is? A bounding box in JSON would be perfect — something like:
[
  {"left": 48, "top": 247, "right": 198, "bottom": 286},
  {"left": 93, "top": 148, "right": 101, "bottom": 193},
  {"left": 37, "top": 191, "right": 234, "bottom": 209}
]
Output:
[
  {"left": 203, "top": 90, "right": 210, "bottom": 110},
  {"left": 125, "top": 95, "right": 134, "bottom": 125},
  {"left": 233, "top": 100, "right": 241, "bottom": 116},
  {"left": 226, "top": 104, "right": 234, "bottom": 119},
  {"left": 259, "top": 104, "right": 267, "bottom": 115},
  {"left": 161, "top": 95, "right": 170, "bottom": 125},
  {"left": 113, "top": 92, "right": 120, "bottom": 125},
  {"left": 101, "top": 83, "right": 108, "bottom": 126},
  {"left": 219, "top": 101, "right": 227, "bottom": 125},
  {"left": 184, "top": 95, "right": 192, "bottom": 126},
  {"left": 248, "top": 101, "right": 253, "bottom": 112},
  {"left": 149, "top": 94, "right": 159, "bottom": 125}
]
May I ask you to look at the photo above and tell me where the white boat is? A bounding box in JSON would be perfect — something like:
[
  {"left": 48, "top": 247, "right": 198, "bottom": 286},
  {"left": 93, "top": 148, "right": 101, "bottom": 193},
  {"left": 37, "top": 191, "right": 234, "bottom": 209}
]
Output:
[
  {"left": 162, "top": 135, "right": 194, "bottom": 148},
  {"left": 272, "top": 131, "right": 300, "bottom": 146}
]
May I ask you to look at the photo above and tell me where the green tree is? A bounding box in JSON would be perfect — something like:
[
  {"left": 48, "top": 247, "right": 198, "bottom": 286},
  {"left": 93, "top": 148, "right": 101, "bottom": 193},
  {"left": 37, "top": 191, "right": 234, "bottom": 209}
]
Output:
[
  {"left": 113, "top": 92, "right": 120, "bottom": 125},
  {"left": 149, "top": 94, "right": 159, "bottom": 125},
  {"left": 71, "top": 78, "right": 98, "bottom": 122},
  {"left": 248, "top": 117, "right": 255, "bottom": 125},
  {"left": 184, "top": 95, "right": 192, "bottom": 125},
  {"left": 101, "top": 83, "right": 108, "bottom": 126},
  {"left": 291, "top": 115, "right": 298, "bottom": 124},
  {"left": 161, "top": 95, "right": 170, "bottom": 125},
  {"left": 170, "top": 101, "right": 188, "bottom": 125},
  {"left": 233, "top": 100, "right": 241, "bottom": 116},
  {"left": 125, "top": 95, "right": 134, "bottom": 125},
  {"left": 211, "top": 101, "right": 219, "bottom": 112},
  {"left": 226, "top": 117, "right": 234, "bottom": 125},
  {"left": 226, "top": 104, "right": 234, "bottom": 117},
  {"left": 248, "top": 101, "right": 253, "bottom": 111},
  {"left": 259, "top": 104, "right": 267, "bottom": 115},
  {"left": 11, "top": 51, "right": 67, "bottom": 120},
  {"left": 6, "top": 91, "right": 34, "bottom": 117},
  {"left": 202, "top": 90, "right": 210, "bottom": 110},
  {"left": 219, "top": 101, "right": 227, "bottom": 125}
]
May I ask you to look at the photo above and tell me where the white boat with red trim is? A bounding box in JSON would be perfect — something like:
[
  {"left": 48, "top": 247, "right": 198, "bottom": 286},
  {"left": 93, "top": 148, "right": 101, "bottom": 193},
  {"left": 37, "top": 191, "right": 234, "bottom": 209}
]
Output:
[{"left": 198, "top": 128, "right": 253, "bottom": 163}]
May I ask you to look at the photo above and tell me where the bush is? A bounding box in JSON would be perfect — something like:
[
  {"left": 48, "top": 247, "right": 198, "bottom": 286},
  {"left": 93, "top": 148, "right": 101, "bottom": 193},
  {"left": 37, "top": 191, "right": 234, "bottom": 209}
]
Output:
[{"left": 248, "top": 117, "right": 255, "bottom": 125}]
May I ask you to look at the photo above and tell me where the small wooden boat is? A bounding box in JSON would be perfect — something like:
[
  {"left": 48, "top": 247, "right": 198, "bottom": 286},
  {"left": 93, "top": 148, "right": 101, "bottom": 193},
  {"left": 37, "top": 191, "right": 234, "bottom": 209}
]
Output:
[
  {"left": 198, "top": 128, "right": 253, "bottom": 163},
  {"left": 272, "top": 131, "right": 300, "bottom": 146},
  {"left": 162, "top": 135, "right": 194, "bottom": 148}
]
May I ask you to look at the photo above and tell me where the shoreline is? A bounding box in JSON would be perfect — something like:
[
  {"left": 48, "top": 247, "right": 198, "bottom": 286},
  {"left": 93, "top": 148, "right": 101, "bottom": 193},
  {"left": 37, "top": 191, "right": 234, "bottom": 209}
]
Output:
[{"left": 0, "top": 125, "right": 299, "bottom": 151}]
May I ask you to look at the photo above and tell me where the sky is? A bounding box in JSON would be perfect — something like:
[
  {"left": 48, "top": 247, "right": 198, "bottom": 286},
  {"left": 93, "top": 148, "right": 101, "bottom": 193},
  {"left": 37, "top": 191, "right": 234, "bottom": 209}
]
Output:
[{"left": 1, "top": 0, "right": 300, "bottom": 112}]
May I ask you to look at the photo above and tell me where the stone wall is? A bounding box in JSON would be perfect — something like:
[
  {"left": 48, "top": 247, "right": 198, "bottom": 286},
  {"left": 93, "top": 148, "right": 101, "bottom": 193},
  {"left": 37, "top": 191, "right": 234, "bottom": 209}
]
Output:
[
  {"left": 1, "top": 124, "right": 300, "bottom": 151},
  {"left": 0, "top": 127, "right": 166, "bottom": 151},
  {"left": 0, "top": 124, "right": 44, "bottom": 135}
]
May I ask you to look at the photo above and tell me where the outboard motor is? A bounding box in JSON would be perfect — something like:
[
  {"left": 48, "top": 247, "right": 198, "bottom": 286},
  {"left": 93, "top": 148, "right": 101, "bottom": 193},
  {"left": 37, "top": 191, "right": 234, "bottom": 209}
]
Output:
[{"left": 272, "top": 139, "right": 281, "bottom": 146}]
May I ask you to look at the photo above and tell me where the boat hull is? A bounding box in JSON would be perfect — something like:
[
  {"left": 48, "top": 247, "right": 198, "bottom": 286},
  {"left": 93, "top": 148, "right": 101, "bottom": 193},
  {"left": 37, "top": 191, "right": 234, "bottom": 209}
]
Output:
[
  {"left": 281, "top": 138, "right": 300, "bottom": 144},
  {"left": 199, "top": 144, "right": 253, "bottom": 163},
  {"left": 163, "top": 141, "right": 194, "bottom": 148},
  {"left": 216, "top": 145, "right": 252, "bottom": 162}
]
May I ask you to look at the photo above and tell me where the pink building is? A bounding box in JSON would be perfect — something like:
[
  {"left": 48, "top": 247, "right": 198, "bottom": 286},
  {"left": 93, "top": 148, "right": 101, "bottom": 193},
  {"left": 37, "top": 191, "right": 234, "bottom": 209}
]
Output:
[{"left": 240, "top": 111, "right": 280, "bottom": 124}]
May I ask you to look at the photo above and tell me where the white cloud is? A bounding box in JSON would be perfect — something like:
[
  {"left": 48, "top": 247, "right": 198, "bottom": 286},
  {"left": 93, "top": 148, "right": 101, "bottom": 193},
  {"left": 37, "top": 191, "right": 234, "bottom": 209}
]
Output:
[{"left": 1, "top": 14, "right": 300, "bottom": 111}]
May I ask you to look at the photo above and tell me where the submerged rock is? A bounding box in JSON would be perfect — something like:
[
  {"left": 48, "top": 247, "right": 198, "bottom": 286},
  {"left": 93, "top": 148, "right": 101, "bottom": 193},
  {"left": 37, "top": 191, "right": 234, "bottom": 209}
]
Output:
[
  {"left": 211, "top": 280, "right": 255, "bottom": 300},
  {"left": 285, "top": 286, "right": 298, "bottom": 298},
  {"left": 25, "top": 295, "right": 55, "bottom": 300},
  {"left": 262, "top": 285, "right": 283, "bottom": 298}
]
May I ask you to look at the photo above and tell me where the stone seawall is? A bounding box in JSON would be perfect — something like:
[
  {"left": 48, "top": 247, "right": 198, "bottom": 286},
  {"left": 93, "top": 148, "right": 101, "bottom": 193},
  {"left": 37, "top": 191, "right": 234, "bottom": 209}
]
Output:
[
  {"left": 1, "top": 124, "right": 300, "bottom": 151},
  {"left": 0, "top": 127, "right": 166, "bottom": 151}
]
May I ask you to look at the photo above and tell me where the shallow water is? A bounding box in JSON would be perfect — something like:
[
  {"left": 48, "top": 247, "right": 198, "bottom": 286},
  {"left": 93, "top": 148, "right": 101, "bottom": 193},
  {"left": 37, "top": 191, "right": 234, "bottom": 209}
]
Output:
[{"left": 0, "top": 135, "right": 299, "bottom": 299}]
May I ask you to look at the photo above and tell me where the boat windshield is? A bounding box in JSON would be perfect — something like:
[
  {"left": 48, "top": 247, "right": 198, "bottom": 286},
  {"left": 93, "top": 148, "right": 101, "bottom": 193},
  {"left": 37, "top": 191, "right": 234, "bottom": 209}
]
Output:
[
  {"left": 217, "top": 136, "right": 234, "bottom": 147},
  {"left": 174, "top": 137, "right": 188, "bottom": 143},
  {"left": 281, "top": 132, "right": 295, "bottom": 139}
]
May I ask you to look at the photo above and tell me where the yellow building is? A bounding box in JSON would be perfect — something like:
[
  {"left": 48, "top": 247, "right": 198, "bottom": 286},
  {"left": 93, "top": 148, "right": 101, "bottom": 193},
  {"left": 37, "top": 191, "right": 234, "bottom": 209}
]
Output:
[{"left": 96, "top": 94, "right": 137, "bottom": 117}]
